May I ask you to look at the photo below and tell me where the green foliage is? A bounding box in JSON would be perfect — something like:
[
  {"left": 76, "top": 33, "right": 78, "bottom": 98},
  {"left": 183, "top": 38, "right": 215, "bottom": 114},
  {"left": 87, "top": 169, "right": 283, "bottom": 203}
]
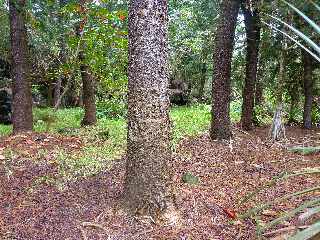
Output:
[
  {"left": 34, "top": 108, "right": 57, "bottom": 131},
  {"left": 170, "top": 104, "right": 211, "bottom": 146},
  {"left": 182, "top": 172, "right": 200, "bottom": 185},
  {"left": 253, "top": 105, "right": 274, "bottom": 125},
  {"left": 288, "top": 146, "right": 320, "bottom": 155},
  {"left": 96, "top": 98, "right": 127, "bottom": 119},
  {"left": 311, "top": 105, "right": 320, "bottom": 124},
  {"left": 55, "top": 146, "right": 113, "bottom": 187}
]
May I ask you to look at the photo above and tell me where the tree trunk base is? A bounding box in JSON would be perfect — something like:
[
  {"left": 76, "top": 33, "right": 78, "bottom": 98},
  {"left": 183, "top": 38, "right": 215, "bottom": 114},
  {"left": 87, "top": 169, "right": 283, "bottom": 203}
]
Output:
[
  {"left": 122, "top": 196, "right": 181, "bottom": 226},
  {"left": 270, "top": 104, "right": 286, "bottom": 141},
  {"left": 210, "top": 126, "right": 232, "bottom": 140}
]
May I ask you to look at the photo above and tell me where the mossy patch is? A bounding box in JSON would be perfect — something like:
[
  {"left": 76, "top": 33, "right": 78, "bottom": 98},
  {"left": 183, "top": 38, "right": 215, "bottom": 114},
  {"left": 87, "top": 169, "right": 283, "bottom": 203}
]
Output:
[
  {"left": 182, "top": 172, "right": 200, "bottom": 185},
  {"left": 288, "top": 146, "right": 320, "bottom": 155}
]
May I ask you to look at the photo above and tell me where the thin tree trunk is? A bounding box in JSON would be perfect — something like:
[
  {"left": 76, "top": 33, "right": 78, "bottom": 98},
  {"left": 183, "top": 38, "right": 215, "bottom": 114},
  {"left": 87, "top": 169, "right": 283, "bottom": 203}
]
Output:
[
  {"left": 9, "top": 0, "right": 33, "bottom": 134},
  {"left": 198, "top": 62, "right": 207, "bottom": 102},
  {"left": 77, "top": 0, "right": 96, "bottom": 126},
  {"left": 124, "top": 0, "right": 176, "bottom": 222},
  {"left": 210, "top": 0, "right": 240, "bottom": 140},
  {"left": 270, "top": 47, "right": 286, "bottom": 141},
  {"left": 302, "top": 50, "right": 314, "bottom": 129},
  {"left": 53, "top": 78, "right": 62, "bottom": 107},
  {"left": 241, "top": 3, "right": 261, "bottom": 131},
  {"left": 254, "top": 65, "right": 263, "bottom": 107},
  {"left": 54, "top": 0, "right": 67, "bottom": 109},
  {"left": 47, "top": 83, "right": 54, "bottom": 106}
]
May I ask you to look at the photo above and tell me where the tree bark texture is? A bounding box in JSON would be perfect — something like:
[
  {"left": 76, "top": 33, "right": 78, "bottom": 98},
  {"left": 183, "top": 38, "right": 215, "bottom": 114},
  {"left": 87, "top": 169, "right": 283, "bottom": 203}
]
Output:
[
  {"left": 9, "top": 0, "right": 33, "bottom": 133},
  {"left": 241, "top": 4, "right": 261, "bottom": 131},
  {"left": 302, "top": 50, "right": 314, "bottom": 129},
  {"left": 124, "top": 0, "right": 174, "bottom": 218},
  {"left": 77, "top": 0, "right": 96, "bottom": 126},
  {"left": 210, "top": 0, "right": 240, "bottom": 140}
]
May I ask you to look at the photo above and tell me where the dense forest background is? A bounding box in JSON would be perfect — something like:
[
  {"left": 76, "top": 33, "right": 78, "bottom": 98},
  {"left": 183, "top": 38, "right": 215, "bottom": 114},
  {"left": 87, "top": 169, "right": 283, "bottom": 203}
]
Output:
[{"left": 0, "top": 0, "right": 319, "bottom": 130}]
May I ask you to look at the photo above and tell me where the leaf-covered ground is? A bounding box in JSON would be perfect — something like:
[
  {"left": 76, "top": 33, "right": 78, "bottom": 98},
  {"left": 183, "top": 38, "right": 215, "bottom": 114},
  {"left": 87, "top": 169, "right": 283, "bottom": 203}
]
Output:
[{"left": 0, "top": 126, "right": 320, "bottom": 239}]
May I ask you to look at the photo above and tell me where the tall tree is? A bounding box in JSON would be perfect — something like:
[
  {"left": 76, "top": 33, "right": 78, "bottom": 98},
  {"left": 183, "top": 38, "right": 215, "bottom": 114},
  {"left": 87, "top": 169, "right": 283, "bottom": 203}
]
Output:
[
  {"left": 53, "top": 0, "right": 67, "bottom": 109},
  {"left": 210, "top": 0, "right": 240, "bottom": 140},
  {"left": 9, "top": 0, "right": 33, "bottom": 133},
  {"left": 302, "top": 50, "right": 314, "bottom": 129},
  {"left": 241, "top": 1, "right": 261, "bottom": 131},
  {"left": 78, "top": 0, "right": 96, "bottom": 126},
  {"left": 124, "top": 0, "right": 175, "bottom": 220},
  {"left": 270, "top": 39, "right": 287, "bottom": 141}
]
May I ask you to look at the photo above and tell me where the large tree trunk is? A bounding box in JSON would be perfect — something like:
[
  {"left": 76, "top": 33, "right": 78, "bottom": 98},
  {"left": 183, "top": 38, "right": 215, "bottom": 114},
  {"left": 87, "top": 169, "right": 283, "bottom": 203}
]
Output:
[
  {"left": 9, "top": 0, "right": 33, "bottom": 134},
  {"left": 77, "top": 0, "right": 96, "bottom": 126},
  {"left": 241, "top": 3, "right": 261, "bottom": 131},
  {"left": 210, "top": 0, "right": 240, "bottom": 140},
  {"left": 124, "top": 0, "right": 175, "bottom": 221},
  {"left": 302, "top": 50, "right": 314, "bottom": 129}
]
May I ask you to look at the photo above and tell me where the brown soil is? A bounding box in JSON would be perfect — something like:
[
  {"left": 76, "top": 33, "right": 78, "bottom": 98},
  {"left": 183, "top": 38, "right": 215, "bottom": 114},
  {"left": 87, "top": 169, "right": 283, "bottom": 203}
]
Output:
[{"left": 1, "top": 126, "right": 319, "bottom": 239}]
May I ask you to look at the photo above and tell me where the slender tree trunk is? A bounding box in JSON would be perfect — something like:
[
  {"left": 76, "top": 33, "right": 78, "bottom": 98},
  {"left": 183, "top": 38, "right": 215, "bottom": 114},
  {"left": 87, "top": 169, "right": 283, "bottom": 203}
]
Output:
[
  {"left": 77, "top": 0, "right": 96, "bottom": 126},
  {"left": 124, "top": 0, "right": 176, "bottom": 221},
  {"left": 53, "top": 78, "right": 62, "bottom": 107},
  {"left": 270, "top": 47, "right": 286, "bottom": 141},
  {"left": 241, "top": 3, "right": 261, "bottom": 131},
  {"left": 210, "top": 0, "right": 240, "bottom": 140},
  {"left": 254, "top": 65, "right": 263, "bottom": 107},
  {"left": 47, "top": 83, "right": 54, "bottom": 106},
  {"left": 198, "top": 62, "right": 207, "bottom": 102},
  {"left": 65, "top": 77, "right": 78, "bottom": 107},
  {"left": 9, "top": 0, "right": 33, "bottom": 134},
  {"left": 302, "top": 50, "right": 314, "bottom": 129}
]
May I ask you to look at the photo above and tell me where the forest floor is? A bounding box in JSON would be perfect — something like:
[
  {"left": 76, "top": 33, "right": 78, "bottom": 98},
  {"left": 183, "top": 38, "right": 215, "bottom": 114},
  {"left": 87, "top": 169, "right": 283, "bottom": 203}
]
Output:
[{"left": 0, "top": 125, "right": 320, "bottom": 240}]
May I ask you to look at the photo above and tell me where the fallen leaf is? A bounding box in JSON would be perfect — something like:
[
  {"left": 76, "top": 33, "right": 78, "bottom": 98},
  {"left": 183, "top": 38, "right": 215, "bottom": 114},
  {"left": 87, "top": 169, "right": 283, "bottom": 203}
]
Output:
[{"left": 223, "top": 208, "right": 237, "bottom": 219}]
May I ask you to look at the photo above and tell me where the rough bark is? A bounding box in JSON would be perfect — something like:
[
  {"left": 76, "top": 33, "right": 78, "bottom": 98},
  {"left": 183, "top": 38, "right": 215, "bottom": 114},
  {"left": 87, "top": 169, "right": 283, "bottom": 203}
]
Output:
[
  {"left": 302, "top": 50, "right": 314, "bottom": 129},
  {"left": 9, "top": 0, "right": 33, "bottom": 133},
  {"left": 124, "top": 0, "right": 175, "bottom": 221},
  {"left": 241, "top": 3, "right": 261, "bottom": 131},
  {"left": 210, "top": 0, "right": 240, "bottom": 140},
  {"left": 80, "top": 55, "right": 96, "bottom": 125},
  {"left": 77, "top": 0, "right": 96, "bottom": 126}
]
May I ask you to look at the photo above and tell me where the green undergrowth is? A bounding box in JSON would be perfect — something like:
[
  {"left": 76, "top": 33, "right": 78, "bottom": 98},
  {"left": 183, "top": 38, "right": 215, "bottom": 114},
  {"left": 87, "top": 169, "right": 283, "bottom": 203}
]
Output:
[
  {"left": 0, "top": 103, "right": 242, "bottom": 185},
  {"left": 288, "top": 146, "right": 320, "bottom": 155}
]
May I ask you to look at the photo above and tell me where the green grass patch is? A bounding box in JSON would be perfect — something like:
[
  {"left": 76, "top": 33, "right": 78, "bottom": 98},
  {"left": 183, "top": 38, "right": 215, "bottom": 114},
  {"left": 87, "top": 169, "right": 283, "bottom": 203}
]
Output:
[
  {"left": 0, "top": 103, "right": 241, "bottom": 183},
  {"left": 171, "top": 104, "right": 211, "bottom": 145},
  {"left": 288, "top": 146, "right": 320, "bottom": 155}
]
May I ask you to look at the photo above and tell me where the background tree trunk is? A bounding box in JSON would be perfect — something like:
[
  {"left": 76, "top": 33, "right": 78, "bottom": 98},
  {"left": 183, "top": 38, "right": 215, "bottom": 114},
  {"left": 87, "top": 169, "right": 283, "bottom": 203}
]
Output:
[
  {"left": 210, "top": 0, "right": 240, "bottom": 140},
  {"left": 270, "top": 46, "right": 286, "bottom": 141},
  {"left": 77, "top": 0, "right": 96, "bottom": 126},
  {"left": 9, "top": 0, "right": 33, "bottom": 133},
  {"left": 241, "top": 3, "right": 261, "bottom": 131},
  {"left": 302, "top": 50, "right": 314, "bottom": 129},
  {"left": 53, "top": 0, "right": 68, "bottom": 109},
  {"left": 198, "top": 62, "right": 207, "bottom": 102},
  {"left": 124, "top": 0, "right": 174, "bottom": 220}
]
